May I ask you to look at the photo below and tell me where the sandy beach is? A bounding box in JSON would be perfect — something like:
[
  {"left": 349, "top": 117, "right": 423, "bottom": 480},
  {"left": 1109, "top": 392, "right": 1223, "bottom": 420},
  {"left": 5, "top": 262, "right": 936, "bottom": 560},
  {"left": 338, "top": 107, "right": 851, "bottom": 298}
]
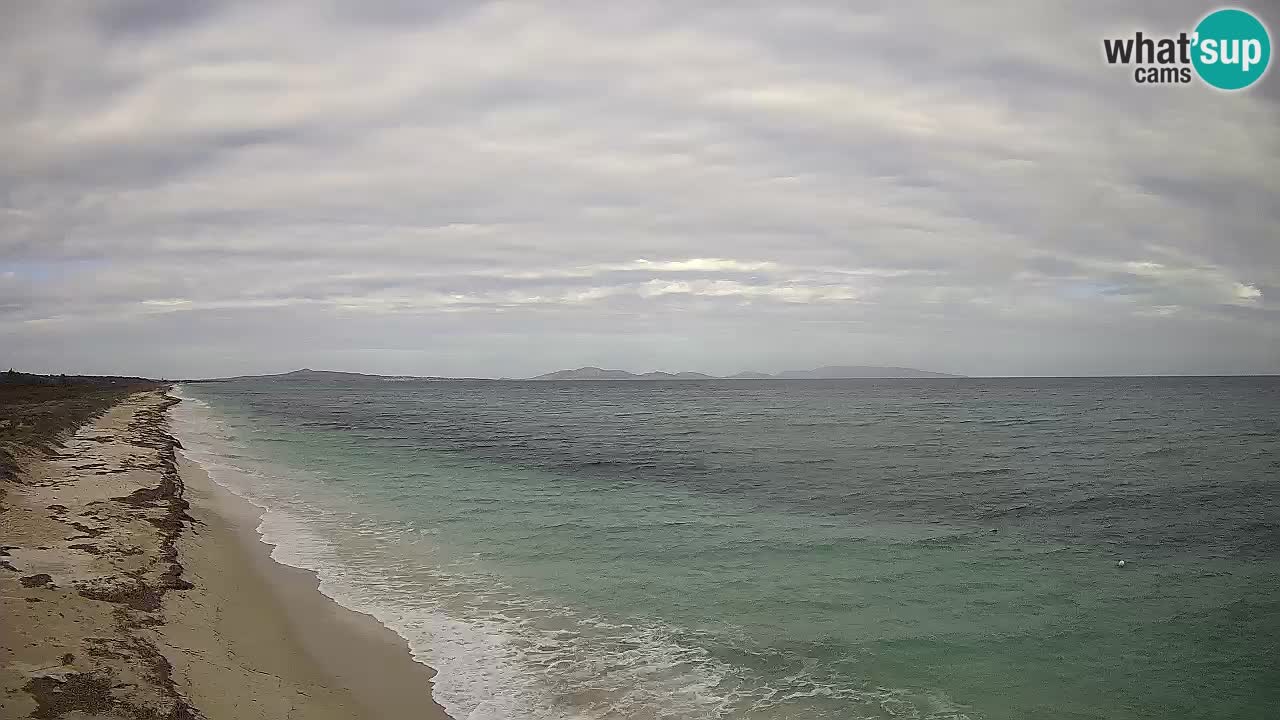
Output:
[{"left": 1, "top": 389, "right": 450, "bottom": 719}]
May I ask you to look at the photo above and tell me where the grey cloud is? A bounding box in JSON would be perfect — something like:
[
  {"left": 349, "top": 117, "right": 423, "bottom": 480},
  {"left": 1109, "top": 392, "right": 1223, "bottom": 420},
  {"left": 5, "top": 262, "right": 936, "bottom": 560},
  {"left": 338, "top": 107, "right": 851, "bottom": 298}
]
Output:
[{"left": 1, "top": 1, "right": 1277, "bottom": 377}]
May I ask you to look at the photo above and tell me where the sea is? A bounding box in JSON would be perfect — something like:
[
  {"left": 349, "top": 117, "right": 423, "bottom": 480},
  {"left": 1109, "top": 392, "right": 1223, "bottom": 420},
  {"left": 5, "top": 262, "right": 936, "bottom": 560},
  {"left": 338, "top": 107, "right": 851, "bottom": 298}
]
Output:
[{"left": 168, "top": 377, "right": 1280, "bottom": 720}]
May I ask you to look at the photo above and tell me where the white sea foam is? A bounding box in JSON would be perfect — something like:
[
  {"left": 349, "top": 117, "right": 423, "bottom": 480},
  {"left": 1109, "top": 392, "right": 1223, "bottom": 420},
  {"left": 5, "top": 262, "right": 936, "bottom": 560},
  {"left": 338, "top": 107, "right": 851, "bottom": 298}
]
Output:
[
  {"left": 169, "top": 384, "right": 965, "bottom": 720},
  {"left": 170, "top": 385, "right": 741, "bottom": 720}
]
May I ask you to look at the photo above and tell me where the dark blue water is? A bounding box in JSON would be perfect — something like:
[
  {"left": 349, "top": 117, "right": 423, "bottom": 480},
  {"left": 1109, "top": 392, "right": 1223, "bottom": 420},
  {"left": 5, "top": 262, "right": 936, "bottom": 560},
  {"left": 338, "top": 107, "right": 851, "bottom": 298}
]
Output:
[{"left": 174, "top": 377, "right": 1280, "bottom": 719}]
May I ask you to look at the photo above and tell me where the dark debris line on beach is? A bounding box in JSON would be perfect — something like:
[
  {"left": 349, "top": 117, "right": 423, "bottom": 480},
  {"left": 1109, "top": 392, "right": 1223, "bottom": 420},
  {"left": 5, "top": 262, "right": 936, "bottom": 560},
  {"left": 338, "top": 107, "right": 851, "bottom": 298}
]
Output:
[{"left": 2, "top": 380, "right": 206, "bottom": 720}]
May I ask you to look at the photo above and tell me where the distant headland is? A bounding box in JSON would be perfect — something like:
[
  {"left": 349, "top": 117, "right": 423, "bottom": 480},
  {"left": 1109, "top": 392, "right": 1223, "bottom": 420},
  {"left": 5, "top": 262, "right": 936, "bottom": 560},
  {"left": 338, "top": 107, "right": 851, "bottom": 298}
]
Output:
[
  {"left": 186, "top": 366, "right": 962, "bottom": 382},
  {"left": 528, "top": 365, "right": 961, "bottom": 380}
]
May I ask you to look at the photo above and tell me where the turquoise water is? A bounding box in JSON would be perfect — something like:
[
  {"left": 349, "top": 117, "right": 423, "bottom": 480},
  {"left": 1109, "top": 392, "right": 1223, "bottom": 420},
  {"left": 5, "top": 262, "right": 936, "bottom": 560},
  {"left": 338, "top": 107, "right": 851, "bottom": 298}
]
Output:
[{"left": 171, "top": 378, "right": 1280, "bottom": 719}]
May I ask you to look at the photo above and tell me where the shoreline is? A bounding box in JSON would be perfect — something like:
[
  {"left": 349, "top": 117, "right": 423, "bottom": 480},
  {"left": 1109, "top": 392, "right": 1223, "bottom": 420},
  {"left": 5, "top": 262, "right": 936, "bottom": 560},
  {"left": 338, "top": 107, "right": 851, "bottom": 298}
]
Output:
[
  {"left": 167, "top": 449, "right": 452, "bottom": 720},
  {"left": 0, "top": 389, "right": 450, "bottom": 719}
]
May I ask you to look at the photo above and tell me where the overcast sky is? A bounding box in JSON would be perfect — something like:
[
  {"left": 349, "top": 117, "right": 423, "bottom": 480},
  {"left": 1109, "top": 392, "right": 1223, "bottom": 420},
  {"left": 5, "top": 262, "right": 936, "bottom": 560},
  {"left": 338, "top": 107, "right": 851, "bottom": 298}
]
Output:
[{"left": 2, "top": 1, "right": 1278, "bottom": 378}]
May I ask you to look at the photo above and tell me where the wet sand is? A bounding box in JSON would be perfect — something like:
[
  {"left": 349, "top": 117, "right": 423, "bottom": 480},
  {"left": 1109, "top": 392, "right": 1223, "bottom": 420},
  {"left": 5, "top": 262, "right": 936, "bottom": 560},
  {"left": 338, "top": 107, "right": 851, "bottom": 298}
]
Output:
[
  {"left": 167, "top": 452, "right": 452, "bottom": 720},
  {"left": 0, "top": 389, "right": 451, "bottom": 719}
]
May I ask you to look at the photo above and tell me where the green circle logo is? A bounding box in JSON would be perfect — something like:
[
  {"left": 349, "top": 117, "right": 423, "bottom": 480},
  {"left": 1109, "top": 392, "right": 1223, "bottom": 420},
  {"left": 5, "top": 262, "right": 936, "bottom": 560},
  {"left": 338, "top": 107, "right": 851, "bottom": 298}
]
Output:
[{"left": 1192, "top": 8, "right": 1271, "bottom": 90}]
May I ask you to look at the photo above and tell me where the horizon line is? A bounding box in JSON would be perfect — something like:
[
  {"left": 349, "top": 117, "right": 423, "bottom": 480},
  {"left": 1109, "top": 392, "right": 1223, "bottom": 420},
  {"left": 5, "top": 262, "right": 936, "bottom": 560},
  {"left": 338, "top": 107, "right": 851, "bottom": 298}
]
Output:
[{"left": 9, "top": 367, "right": 1280, "bottom": 382}]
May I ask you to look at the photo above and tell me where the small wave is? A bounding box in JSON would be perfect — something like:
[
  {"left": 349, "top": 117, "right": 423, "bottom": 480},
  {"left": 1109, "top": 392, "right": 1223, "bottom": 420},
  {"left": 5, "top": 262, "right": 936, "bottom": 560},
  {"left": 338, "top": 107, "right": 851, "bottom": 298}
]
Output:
[
  {"left": 952, "top": 468, "right": 1014, "bottom": 478},
  {"left": 1138, "top": 445, "right": 1192, "bottom": 458},
  {"left": 171, "top": 388, "right": 978, "bottom": 720}
]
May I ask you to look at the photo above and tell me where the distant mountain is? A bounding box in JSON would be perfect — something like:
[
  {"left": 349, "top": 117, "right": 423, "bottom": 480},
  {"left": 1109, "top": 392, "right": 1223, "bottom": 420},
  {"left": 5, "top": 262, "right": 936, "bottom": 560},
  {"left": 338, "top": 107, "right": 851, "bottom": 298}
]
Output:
[
  {"left": 528, "top": 365, "right": 960, "bottom": 380},
  {"left": 636, "top": 371, "right": 716, "bottom": 380},
  {"left": 265, "top": 368, "right": 386, "bottom": 381},
  {"left": 188, "top": 368, "right": 470, "bottom": 383},
  {"left": 189, "top": 365, "right": 960, "bottom": 383},
  {"left": 529, "top": 367, "right": 638, "bottom": 380},
  {"left": 774, "top": 365, "right": 959, "bottom": 379}
]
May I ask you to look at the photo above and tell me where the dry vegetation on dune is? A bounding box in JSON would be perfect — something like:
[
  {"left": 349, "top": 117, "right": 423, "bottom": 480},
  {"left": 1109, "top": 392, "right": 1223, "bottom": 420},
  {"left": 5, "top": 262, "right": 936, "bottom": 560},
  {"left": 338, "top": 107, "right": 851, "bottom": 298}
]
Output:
[{"left": 0, "top": 372, "right": 162, "bottom": 488}]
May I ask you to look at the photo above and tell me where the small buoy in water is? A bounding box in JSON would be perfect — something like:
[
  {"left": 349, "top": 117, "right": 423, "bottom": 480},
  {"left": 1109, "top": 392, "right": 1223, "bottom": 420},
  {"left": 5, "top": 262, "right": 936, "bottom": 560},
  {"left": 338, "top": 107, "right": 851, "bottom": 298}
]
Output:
[{"left": 1117, "top": 559, "right": 1126, "bottom": 568}]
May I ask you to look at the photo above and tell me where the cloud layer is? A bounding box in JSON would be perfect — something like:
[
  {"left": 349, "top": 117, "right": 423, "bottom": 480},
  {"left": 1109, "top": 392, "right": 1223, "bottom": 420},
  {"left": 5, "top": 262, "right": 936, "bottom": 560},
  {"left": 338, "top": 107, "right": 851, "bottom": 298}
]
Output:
[{"left": 2, "top": 1, "right": 1278, "bottom": 377}]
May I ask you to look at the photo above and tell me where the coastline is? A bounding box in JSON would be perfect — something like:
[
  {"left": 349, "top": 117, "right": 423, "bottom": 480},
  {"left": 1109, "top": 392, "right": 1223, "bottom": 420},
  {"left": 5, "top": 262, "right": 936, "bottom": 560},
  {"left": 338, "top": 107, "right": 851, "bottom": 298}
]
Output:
[
  {"left": 166, "top": 451, "right": 451, "bottom": 720},
  {"left": 0, "top": 389, "right": 450, "bottom": 720}
]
